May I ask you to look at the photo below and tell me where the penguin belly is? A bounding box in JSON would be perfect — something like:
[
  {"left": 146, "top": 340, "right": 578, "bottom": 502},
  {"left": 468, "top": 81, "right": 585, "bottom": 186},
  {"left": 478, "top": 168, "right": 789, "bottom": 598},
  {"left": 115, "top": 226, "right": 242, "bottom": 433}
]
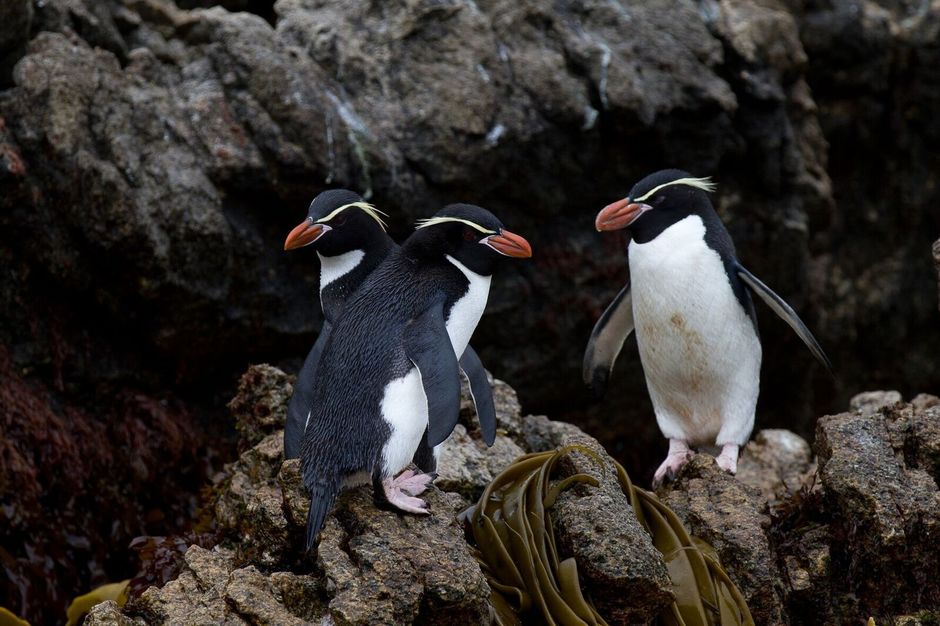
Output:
[
  {"left": 379, "top": 368, "right": 430, "bottom": 476},
  {"left": 628, "top": 216, "right": 762, "bottom": 447}
]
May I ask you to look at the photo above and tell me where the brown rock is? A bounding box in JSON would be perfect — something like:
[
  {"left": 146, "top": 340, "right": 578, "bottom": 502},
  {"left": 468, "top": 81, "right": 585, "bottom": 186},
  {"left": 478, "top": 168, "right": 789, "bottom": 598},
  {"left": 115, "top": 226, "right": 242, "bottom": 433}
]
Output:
[
  {"left": 228, "top": 364, "right": 293, "bottom": 451},
  {"left": 318, "top": 487, "right": 489, "bottom": 625},
  {"left": 737, "top": 429, "right": 815, "bottom": 508},
  {"left": 815, "top": 402, "right": 940, "bottom": 617},
  {"left": 523, "top": 416, "right": 674, "bottom": 623},
  {"left": 435, "top": 426, "right": 525, "bottom": 501},
  {"left": 659, "top": 454, "right": 788, "bottom": 625}
]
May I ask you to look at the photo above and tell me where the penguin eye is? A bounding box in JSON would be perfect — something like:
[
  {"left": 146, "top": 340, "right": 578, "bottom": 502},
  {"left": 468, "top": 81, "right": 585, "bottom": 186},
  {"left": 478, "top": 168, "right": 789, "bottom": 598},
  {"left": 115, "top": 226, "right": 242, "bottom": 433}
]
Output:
[
  {"left": 653, "top": 196, "right": 666, "bottom": 206},
  {"left": 333, "top": 214, "right": 347, "bottom": 226},
  {"left": 463, "top": 228, "right": 477, "bottom": 242}
]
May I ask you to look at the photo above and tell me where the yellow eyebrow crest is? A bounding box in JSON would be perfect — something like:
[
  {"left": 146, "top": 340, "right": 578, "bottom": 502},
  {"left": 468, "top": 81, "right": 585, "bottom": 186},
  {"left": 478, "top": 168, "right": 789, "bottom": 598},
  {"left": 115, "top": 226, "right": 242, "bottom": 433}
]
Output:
[
  {"left": 632, "top": 177, "right": 717, "bottom": 202},
  {"left": 414, "top": 216, "right": 497, "bottom": 234},
  {"left": 316, "top": 202, "right": 389, "bottom": 230}
]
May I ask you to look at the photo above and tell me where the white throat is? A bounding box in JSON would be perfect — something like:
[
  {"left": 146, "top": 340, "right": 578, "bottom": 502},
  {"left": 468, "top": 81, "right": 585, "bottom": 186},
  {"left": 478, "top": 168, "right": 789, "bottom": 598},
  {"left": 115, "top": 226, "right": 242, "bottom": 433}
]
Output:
[
  {"left": 318, "top": 250, "right": 365, "bottom": 294},
  {"left": 443, "top": 255, "right": 491, "bottom": 357}
]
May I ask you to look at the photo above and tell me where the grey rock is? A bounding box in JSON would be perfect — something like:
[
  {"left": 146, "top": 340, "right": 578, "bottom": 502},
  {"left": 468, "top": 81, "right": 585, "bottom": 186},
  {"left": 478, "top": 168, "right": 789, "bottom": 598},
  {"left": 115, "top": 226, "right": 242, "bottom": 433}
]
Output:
[
  {"left": 659, "top": 454, "right": 789, "bottom": 626},
  {"left": 436, "top": 425, "right": 525, "bottom": 501},
  {"left": 849, "top": 389, "right": 903, "bottom": 413},
  {"left": 84, "top": 601, "right": 146, "bottom": 626},
  {"left": 228, "top": 364, "right": 294, "bottom": 451},
  {"left": 737, "top": 429, "right": 815, "bottom": 509},
  {"left": 815, "top": 401, "right": 940, "bottom": 617},
  {"left": 550, "top": 433, "right": 674, "bottom": 623}
]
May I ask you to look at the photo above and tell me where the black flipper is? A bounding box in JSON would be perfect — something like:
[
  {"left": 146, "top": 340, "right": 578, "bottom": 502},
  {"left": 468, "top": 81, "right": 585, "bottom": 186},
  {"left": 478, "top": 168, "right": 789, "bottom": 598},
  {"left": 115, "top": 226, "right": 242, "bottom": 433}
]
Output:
[
  {"left": 582, "top": 282, "right": 634, "bottom": 398},
  {"left": 459, "top": 345, "right": 496, "bottom": 446},
  {"left": 404, "top": 299, "right": 461, "bottom": 448},
  {"left": 305, "top": 479, "right": 338, "bottom": 551},
  {"left": 411, "top": 428, "right": 437, "bottom": 473},
  {"left": 285, "top": 320, "right": 332, "bottom": 460},
  {"left": 735, "top": 264, "right": 833, "bottom": 372}
]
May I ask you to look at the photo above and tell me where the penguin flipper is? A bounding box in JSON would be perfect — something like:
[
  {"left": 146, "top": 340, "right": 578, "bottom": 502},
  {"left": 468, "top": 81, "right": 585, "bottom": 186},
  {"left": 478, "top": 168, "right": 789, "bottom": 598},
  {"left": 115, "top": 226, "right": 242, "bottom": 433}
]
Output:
[
  {"left": 284, "top": 320, "right": 332, "bottom": 460},
  {"left": 305, "top": 480, "right": 338, "bottom": 551},
  {"left": 735, "top": 264, "right": 833, "bottom": 372},
  {"left": 459, "top": 345, "right": 496, "bottom": 446},
  {"left": 404, "top": 300, "right": 461, "bottom": 448},
  {"left": 582, "top": 282, "right": 634, "bottom": 398}
]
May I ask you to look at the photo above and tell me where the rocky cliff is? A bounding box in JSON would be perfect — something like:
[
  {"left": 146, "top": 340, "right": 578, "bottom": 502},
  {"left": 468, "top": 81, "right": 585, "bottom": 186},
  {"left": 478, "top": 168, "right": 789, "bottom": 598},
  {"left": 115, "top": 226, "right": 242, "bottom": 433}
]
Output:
[
  {"left": 1, "top": 0, "right": 938, "bottom": 622},
  {"left": 85, "top": 367, "right": 940, "bottom": 625}
]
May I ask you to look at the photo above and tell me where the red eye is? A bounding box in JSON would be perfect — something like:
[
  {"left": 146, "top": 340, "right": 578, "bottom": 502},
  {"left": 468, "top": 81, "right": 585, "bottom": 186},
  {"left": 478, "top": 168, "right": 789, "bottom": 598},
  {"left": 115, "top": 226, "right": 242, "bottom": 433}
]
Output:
[
  {"left": 463, "top": 228, "right": 476, "bottom": 242},
  {"left": 334, "top": 214, "right": 347, "bottom": 226}
]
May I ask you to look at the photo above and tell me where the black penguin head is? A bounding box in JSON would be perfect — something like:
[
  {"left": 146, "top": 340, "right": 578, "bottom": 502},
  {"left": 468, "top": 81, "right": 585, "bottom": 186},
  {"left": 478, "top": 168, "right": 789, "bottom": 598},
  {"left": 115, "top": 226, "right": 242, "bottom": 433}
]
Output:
[
  {"left": 284, "top": 189, "right": 390, "bottom": 257},
  {"left": 595, "top": 169, "right": 717, "bottom": 240},
  {"left": 406, "top": 204, "right": 532, "bottom": 275}
]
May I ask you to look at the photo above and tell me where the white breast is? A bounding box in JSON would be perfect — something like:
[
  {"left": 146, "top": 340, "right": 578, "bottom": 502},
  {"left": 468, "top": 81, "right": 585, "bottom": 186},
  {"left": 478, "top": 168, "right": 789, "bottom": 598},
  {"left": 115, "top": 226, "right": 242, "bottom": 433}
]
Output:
[
  {"left": 379, "top": 369, "right": 429, "bottom": 475},
  {"left": 629, "top": 215, "right": 761, "bottom": 446},
  {"left": 318, "top": 249, "right": 365, "bottom": 294},
  {"left": 443, "top": 255, "right": 491, "bottom": 357}
]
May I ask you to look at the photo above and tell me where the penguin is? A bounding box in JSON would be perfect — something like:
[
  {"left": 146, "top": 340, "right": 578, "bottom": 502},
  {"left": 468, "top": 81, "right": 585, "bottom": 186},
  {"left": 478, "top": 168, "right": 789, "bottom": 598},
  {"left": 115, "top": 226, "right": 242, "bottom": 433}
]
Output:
[
  {"left": 282, "top": 190, "right": 497, "bottom": 461},
  {"left": 300, "top": 204, "right": 531, "bottom": 548},
  {"left": 583, "top": 169, "right": 830, "bottom": 486}
]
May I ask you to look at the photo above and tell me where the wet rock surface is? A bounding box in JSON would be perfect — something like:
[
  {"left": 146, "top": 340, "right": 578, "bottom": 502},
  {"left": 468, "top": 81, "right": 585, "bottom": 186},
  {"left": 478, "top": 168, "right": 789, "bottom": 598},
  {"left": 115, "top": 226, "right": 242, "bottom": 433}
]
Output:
[
  {"left": 80, "top": 367, "right": 940, "bottom": 625},
  {"left": 2, "top": 0, "right": 940, "bottom": 620},
  {"left": 659, "top": 454, "right": 789, "bottom": 626}
]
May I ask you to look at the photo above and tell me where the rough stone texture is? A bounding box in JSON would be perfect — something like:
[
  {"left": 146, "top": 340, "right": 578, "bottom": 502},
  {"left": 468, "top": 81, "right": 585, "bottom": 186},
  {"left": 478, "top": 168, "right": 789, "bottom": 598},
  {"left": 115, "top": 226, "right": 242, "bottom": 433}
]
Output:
[
  {"left": 435, "top": 425, "right": 525, "bottom": 501},
  {"left": 84, "top": 600, "right": 146, "bottom": 626},
  {"left": 659, "top": 454, "right": 788, "bottom": 626},
  {"left": 540, "top": 424, "right": 675, "bottom": 624},
  {"left": 849, "top": 389, "right": 903, "bottom": 413},
  {"left": 737, "top": 429, "right": 815, "bottom": 509},
  {"left": 228, "top": 363, "right": 294, "bottom": 450},
  {"left": 815, "top": 399, "right": 940, "bottom": 618},
  {"left": 3, "top": 2, "right": 940, "bottom": 619}
]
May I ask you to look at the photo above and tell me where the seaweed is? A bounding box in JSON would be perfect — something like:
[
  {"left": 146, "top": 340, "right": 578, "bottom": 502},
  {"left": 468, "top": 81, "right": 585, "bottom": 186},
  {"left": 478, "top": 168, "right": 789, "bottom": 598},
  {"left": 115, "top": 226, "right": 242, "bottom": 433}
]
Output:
[{"left": 467, "top": 445, "right": 754, "bottom": 625}]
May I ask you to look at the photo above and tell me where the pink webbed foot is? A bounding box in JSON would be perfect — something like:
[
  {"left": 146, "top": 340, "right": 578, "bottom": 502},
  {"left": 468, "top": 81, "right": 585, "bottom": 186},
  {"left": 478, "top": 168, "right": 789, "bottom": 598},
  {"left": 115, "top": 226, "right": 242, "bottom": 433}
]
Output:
[
  {"left": 388, "top": 468, "right": 436, "bottom": 497},
  {"left": 382, "top": 470, "right": 433, "bottom": 515},
  {"left": 652, "top": 439, "right": 693, "bottom": 488},
  {"left": 715, "top": 444, "right": 739, "bottom": 474}
]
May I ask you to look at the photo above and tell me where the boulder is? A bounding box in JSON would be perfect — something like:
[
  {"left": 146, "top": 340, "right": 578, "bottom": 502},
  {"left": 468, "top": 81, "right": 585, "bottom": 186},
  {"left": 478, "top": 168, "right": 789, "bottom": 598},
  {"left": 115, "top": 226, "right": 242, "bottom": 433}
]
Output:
[
  {"left": 736, "top": 429, "right": 815, "bottom": 509},
  {"left": 658, "top": 454, "right": 789, "bottom": 625},
  {"left": 815, "top": 398, "right": 940, "bottom": 617}
]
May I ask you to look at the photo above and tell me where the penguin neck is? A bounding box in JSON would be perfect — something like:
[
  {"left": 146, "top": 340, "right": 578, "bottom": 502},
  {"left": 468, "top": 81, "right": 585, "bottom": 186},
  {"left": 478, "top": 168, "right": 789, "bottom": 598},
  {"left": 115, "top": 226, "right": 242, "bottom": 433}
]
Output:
[
  {"left": 318, "top": 239, "right": 395, "bottom": 321},
  {"left": 628, "top": 198, "right": 723, "bottom": 245}
]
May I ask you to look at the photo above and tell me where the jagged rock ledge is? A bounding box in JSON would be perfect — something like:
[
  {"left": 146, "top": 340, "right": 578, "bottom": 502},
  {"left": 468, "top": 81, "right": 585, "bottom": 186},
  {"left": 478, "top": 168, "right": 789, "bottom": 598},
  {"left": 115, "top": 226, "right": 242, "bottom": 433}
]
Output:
[{"left": 88, "top": 367, "right": 940, "bottom": 625}]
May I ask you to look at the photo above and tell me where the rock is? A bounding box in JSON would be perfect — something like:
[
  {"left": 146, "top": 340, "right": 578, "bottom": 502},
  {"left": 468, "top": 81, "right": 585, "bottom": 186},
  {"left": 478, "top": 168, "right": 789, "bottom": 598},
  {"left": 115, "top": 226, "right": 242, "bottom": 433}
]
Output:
[
  {"left": 215, "top": 432, "right": 294, "bottom": 567},
  {"left": 228, "top": 364, "right": 293, "bottom": 451},
  {"left": 435, "top": 425, "right": 525, "bottom": 501},
  {"left": 0, "top": 0, "right": 32, "bottom": 83},
  {"left": 658, "top": 454, "right": 788, "bottom": 626},
  {"left": 815, "top": 400, "right": 940, "bottom": 617},
  {"left": 737, "top": 429, "right": 815, "bottom": 508},
  {"left": 849, "top": 389, "right": 903, "bottom": 413},
  {"left": 318, "top": 488, "right": 489, "bottom": 625},
  {"left": 547, "top": 431, "right": 674, "bottom": 623}
]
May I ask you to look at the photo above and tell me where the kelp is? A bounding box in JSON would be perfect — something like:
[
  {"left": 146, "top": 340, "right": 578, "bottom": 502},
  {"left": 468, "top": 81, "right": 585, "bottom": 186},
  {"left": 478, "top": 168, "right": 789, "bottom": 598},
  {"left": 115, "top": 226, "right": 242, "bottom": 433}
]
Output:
[
  {"left": 0, "top": 607, "right": 29, "bottom": 626},
  {"left": 65, "top": 580, "right": 130, "bottom": 626},
  {"left": 467, "top": 445, "right": 754, "bottom": 626}
]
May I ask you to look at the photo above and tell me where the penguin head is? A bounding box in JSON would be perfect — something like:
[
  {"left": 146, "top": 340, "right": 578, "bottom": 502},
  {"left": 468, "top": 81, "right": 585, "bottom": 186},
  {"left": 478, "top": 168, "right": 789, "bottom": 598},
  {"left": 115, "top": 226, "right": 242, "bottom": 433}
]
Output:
[
  {"left": 595, "top": 169, "right": 717, "bottom": 240},
  {"left": 408, "top": 204, "right": 532, "bottom": 275},
  {"left": 284, "top": 189, "right": 390, "bottom": 256}
]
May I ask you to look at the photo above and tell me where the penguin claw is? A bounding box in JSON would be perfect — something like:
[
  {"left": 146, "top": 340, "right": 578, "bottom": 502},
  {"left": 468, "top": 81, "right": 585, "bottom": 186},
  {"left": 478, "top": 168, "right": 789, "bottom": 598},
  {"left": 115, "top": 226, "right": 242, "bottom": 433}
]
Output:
[
  {"left": 387, "top": 491, "right": 430, "bottom": 515},
  {"left": 652, "top": 451, "right": 693, "bottom": 488}
]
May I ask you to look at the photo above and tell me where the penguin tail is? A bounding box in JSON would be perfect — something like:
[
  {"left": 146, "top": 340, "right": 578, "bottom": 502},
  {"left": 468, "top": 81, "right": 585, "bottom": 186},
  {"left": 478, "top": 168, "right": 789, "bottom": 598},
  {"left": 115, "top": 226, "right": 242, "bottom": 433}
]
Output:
[{"left": 305, "top": 482, "right": 338, "bottom": 552}]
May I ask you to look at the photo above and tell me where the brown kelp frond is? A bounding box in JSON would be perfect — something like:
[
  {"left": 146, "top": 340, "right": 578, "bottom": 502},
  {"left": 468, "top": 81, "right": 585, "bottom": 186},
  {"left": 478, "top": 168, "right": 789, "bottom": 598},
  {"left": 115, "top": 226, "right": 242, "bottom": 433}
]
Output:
[{"left": 468, "top": 445, "right": 754, "bottom": 626}]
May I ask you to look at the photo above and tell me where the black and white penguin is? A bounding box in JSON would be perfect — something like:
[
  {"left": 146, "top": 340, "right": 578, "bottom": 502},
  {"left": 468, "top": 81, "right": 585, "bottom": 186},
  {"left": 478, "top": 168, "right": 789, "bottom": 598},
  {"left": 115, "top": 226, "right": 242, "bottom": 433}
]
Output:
[
  {"left": 283, "top": 191, "right": 498, "bottom": 461},
  {"left": 584, "top": 169, "right": 830, "bottom": 486},
  {"left": 301, "top": 204, "right": 531, "bottom": 548},
  {"left": 282, "top": 189, "right": 395, "bottom": 460}
]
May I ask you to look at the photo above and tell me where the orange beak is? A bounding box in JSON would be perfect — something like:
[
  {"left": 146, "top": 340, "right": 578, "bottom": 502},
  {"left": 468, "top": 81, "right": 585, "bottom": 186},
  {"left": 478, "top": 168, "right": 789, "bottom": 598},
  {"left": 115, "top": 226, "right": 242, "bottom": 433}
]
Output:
[
  {"left": 284, "top": 218, "right": 328, "bottom": 250},
  {"left": 483, "top": 229, "right": 533, "bottom": 258},
  {"left": 595, "top": 199, "right": 649, "bottom": 231}
]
